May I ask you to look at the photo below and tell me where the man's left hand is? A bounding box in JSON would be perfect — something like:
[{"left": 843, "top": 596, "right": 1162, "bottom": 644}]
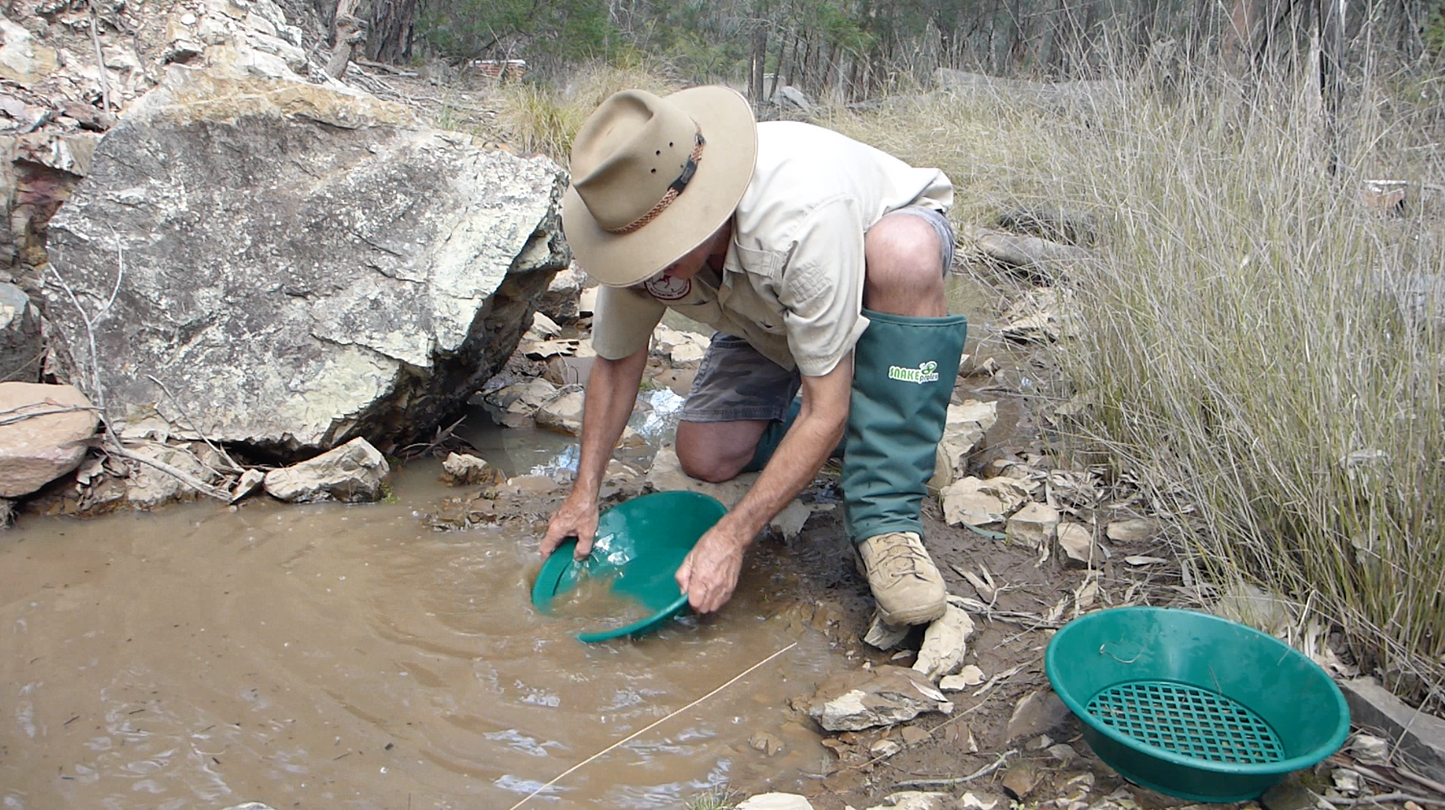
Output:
[{"left": 674, "top": 526, "right": 748, "bottom": 614}]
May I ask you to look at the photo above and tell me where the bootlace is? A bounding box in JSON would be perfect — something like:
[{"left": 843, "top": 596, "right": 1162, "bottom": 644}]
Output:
[{"left": 871, "top": 535, "right": 932, "bottom": 582}]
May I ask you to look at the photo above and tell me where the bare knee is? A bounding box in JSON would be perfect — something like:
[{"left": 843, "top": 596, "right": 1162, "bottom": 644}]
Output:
[
  {"left": 675, "top": 421, "right": 762, "bottom": 483},
  {"left": 864, "top": 214, "right": 948, "bottom": 316}
]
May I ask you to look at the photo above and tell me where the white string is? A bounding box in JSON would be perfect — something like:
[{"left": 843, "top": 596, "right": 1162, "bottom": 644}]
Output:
[{"left": 506, "top": 641, "right": 799, "bottom": 810}]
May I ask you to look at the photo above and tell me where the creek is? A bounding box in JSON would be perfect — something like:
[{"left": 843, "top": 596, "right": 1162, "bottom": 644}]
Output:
[{"left": 0, "top": 272, "right": 1022, "bottom": 809}]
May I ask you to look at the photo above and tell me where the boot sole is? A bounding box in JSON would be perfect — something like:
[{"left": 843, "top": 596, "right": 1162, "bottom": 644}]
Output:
[{"left": 877, "top": 600, "right": 947, "bottom": 626}]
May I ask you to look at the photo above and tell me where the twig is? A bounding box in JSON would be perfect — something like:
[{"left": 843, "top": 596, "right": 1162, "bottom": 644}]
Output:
[
  {"left": 89, "top": 6, "right": 111, "bottom": 112},
  {"left": 1398, "top": 767, "right": 1445, "bottom": 798},
  {"left": 1326, "top": 792, "right": 1445, "bottom": 807},
  {"left": 890, "top": 749, "right": 1017, "bottom": 791},
  {"left": 110, "top": 443, "right": 232, "bottom": 501},
  {"left": 145, "top": 374, "right": 243, "bottom": 473},
  {"left": 506, "top": 642, "right": 798, "bottom": 810},
  {"left": 0, "top": 404, "right": 101, "bottom": 427}
]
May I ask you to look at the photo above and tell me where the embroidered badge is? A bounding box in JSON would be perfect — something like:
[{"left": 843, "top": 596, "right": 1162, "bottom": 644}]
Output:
[
  {"left": 644, "top": 274, "right": 692, "bottom": 301},
  {"left": 888, "top": 360, "right": 940, "bottom": 384}
]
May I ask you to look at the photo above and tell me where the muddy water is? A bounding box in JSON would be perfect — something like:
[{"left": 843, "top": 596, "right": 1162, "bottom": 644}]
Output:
[
  {"left": 0, "top": 271, "right": 1025, "bottom": 810},
  {"left": 0, "top": 464, "right": 843, "bottom": 810}
]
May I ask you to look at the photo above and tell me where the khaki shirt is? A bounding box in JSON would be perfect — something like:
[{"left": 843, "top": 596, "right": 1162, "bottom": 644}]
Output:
[{"left": 591, "top": 121, "right": 952, "bottom": 377}]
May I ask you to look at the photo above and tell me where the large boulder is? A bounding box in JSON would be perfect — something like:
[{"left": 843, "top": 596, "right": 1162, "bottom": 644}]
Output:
[
  {"left": 43, "top": 67, "right": 568, "bottom": 455},
  {"left": 0, "top": 382, "right": 97, "bottom": 496},
  {"left": 0, "top": 283, "right": 42, "bottom": 382}
]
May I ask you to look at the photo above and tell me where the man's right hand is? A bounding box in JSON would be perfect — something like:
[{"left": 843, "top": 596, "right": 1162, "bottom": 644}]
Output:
[{"left": 541, "top": 491, "right": 600, "bottom": 560}]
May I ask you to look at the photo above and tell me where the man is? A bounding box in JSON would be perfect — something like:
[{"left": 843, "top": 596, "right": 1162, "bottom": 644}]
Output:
[{"left": 540, "top": 86, "right": 967, "bottom": 626}]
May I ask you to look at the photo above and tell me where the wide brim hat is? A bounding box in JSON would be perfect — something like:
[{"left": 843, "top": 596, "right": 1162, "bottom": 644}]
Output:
[{"left": 562, "top": 86, "right": 758, "bottom": 287}]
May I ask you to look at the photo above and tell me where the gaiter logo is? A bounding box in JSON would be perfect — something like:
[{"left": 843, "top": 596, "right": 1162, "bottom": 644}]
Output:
[{"left": 888, "top": 360, "right": 940, "bottom": 384}]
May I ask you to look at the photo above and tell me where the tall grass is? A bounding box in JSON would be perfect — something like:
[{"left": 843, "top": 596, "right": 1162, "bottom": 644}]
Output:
[
  {"left": 835, "top": 68, "right": 1445, "bottom": 706},
  {"left": 503, "top": 62, "right": 1445, "bottom": 705},
  {"left": 496, "top": 62, "right": 680, "bottom": 162}
]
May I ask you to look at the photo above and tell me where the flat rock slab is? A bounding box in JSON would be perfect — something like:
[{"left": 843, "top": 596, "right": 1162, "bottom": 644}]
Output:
[
  {"left": 1005, "top": 688, "right": 1073, "bottom": 744},
  {"left": 914, "top": 599, "right": 977, "bottom": 680},
  {"left": 1340, "top": 676, "right": 1445, "bottom": 783},
  {"left": 804, "top": 665, "right": 953, "bottom": 732},
  {"left": 0, "top": 382, "right": 97, "bottom": 497}
]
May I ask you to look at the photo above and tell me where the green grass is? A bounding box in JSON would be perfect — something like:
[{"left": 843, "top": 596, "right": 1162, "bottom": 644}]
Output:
[{"left": 685, "top": 786, "right": 741, "bottom": 810}]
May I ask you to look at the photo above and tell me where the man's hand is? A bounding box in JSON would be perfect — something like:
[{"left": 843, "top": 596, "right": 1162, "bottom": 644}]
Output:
[
  {"left": 675, "top": 525, "right": 749, "bottom": 613},
  {"left": 541, "top": 491, "right": 599, "bottom": 560}
]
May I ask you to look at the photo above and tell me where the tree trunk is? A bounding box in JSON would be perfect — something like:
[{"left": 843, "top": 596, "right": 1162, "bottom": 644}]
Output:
[
  {"left": 366, "top": 0, "right": 418, "bottom": 63},
  {"left": 325, "top": 0, "right": 362, "bottom": 79},
  {"left": 750, "top": 24, "right": 769, "bottom": 104}
]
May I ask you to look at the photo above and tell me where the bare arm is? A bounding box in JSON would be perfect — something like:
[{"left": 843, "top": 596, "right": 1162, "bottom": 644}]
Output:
[
  {"left": 540, "top": 348, "right": 648, "bottom": 559},
  {"left": 675, "top": 352, "right": 853, "bottom": 612}
]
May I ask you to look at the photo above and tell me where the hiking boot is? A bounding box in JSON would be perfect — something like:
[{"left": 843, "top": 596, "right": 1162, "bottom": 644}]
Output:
[{"left": 856, "top": 531, "right": 947, "bottom": 625}]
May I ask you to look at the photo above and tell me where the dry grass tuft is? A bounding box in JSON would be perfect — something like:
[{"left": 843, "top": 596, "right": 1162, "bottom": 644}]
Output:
[{"left": 842, "top": 65, "right": 1445, "bottom": 706}]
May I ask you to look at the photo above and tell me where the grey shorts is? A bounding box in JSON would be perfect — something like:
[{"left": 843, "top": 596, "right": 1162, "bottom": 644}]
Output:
[{"left": 679, "top": 207, "right": 953, "bottom": 424}]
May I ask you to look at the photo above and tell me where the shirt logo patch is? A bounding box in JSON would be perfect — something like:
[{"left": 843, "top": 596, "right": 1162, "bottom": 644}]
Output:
[
  {"left": 888, "top": 360, "right": 940, "bottom": 384},
  {"left": 644, "top": 274, "right": 691, "bottom": 301}
]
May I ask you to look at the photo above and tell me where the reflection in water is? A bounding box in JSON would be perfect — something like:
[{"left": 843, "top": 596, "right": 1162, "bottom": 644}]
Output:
[{"left": 0, "top": 466, "right": 837, "bottom": 810}]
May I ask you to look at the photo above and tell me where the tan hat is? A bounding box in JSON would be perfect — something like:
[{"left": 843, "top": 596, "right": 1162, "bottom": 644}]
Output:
[{"left": 562, "top": 86, "right": 757, "bottom": 287}]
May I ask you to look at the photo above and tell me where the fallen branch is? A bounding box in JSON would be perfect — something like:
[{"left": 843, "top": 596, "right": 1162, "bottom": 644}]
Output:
[
  {"left": 0, "top": 404, "right": 102, "bottom": 428},
  {"left": 890, "top": 749, "right": 1017, "bottom": 791},
  {"left": 145, "top": 374, "right": 243, "bottom": 473},
  {"left": 1325, "top": 792, "right": 1445, "bottom": 807},
  {"left": 89, "top": 6, "right": 111, "bottom": 112},
  {"left": 109, "top": 442, "right": 232, "bottom": 501}
]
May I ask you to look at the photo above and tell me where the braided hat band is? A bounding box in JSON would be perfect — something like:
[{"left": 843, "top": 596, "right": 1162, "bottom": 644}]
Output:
[{"left": 604, "top": 129, "right": 706, "bottom": 236}]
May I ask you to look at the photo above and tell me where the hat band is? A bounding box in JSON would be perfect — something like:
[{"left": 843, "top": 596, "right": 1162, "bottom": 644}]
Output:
[{"left": 604, "top": 129, "right": 706, "bottom": 235}]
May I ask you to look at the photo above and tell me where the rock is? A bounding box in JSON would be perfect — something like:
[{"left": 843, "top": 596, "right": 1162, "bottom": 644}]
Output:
[
  {"left": 440, "top": 452, "right": 493, "bottom": 486},
  {"left": 1260, "top": 780, "right": 1319, "bottom": 810},
  {"left": 263, "top": 437, "right": 390, "bottom": 503},
  {"left": 1340, "top": 676, "right": 1445, "bottom": 783},
  {"left": 769, "top": 499, "right": 813, "bottom": 540},
  {"left": 537, "top": 262, "right": 587, "bottom": 322},
  {"left": 577, "top": 286, "right": 598, "bottom": 317},
  {"left": 770, "top": 85, "right": 814, "bottom": 112},
  {"left": 737, "top": 795, "right": 814, "bottom": 810},
  {"left": 0, "top": 19, "right": 60, "bottom": 86},
  {"left": 1006, "top": 501, "right": 1060, "bottom": 547},
  {"left": 1331, "top": 768, "right": 1361, "bottom": 795},
  {"left": 929, "top": 399, "right": 998, "bottom": 489},
  {"left": 1105, "top": 518, "right": 1155, "bottom": 543},
  {"left": 1005, "top": 688, "right": 1072, "bottom": 743},
  {"left": 866, "top": 792, "right": 954, "bottom": 810},
  {"left": 223, "top": 804, "right": 278, "bottom": 810},
  {"left": 1048, "top": 743, "right": 1079, "bottom": 763},
  {"left": 0, "top": 283, "right": 42, "bottom": 382},
  {"left": 940, "top": 475, "right": 1031, "bottom": 527},
  {"left": 534, "top": 385, "right": 586, "bottom": 435},
  {"left": 901, "top": 725, "right": 930, "bottom": 746},
  {"left": 1346, "top": 733, "right": 1390, "bottom": 765},
  {"left": 486, "top": 378, "right": 559, "bottom": 427},
  {"left": 527, "top": 311, "right": 563, "bottom": 339},
  {"left": 959, "top": 793, "right": 1001, "bottom": 810},
  {"left": 43, "top": 67, "right": 569, "bottom": 457},
  {"left": 870, "top": 738, "right": 902, "bottom": 758},
  {"left": 863, "top": 610, "right": 910, "bottom": 651},
  {"left": 1001, "top": 761, "right": 1042, "bottom": 800},
  {"left": 502, "top": 475, "right": 561, "bottom": 496},
  {"left": 124, "top": 443, "right": 213, "bottom": 509},
  {"left": 914, "top": 599, "right": 977, "bottom": 680},
  {"left": 0, "top": 382, "right": 97, "bottom": 497},
  {"left": 652, "top": 324, "right": 711, "bottom": 366},
  {"left": 804, "top": 665, "right": 953, "bottom": 732},
  {"left": 940, "top": 665, "right": 986, "bottom": 691},
  {"left": 646, "top": 444, "right": 755, "bottom": 509},
  {"left": 230, "top": 467, "right": 266, "bottom": 502},
  {"left": 749, "top": 731, "right": 786, "bottom": 756},
  {"left": 1057, "top": 522, "right": 1098, "bottom": 567}
]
